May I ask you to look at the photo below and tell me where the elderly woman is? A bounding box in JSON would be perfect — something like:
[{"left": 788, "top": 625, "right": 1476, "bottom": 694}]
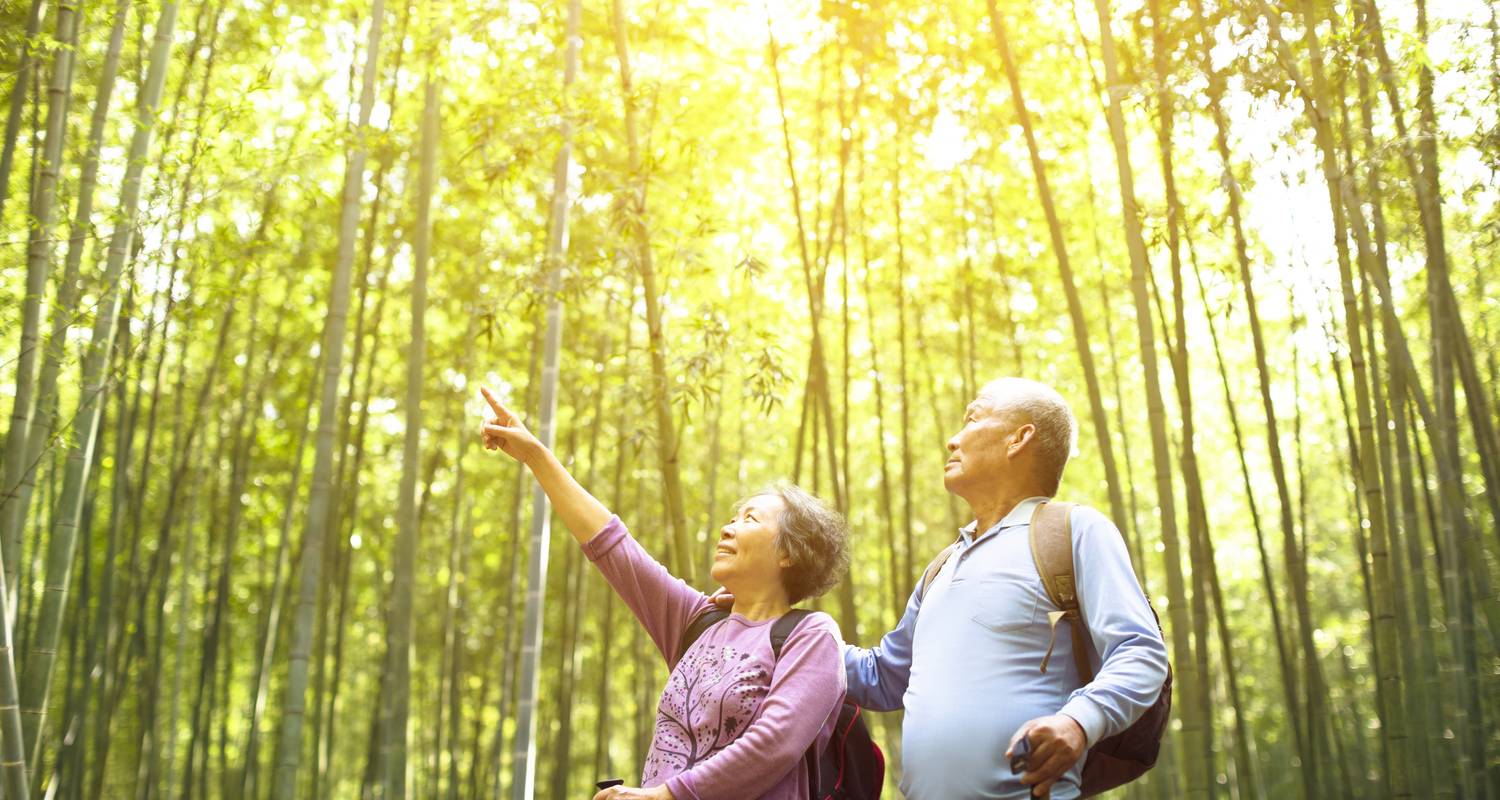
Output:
[{"left": 479, "top": 387, "right": 850, "bottom": 800}]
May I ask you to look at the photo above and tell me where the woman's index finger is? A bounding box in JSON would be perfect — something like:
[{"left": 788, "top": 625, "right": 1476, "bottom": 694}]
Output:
[{"left": 479, "top": 386, "right": 509, "bottom": 417}]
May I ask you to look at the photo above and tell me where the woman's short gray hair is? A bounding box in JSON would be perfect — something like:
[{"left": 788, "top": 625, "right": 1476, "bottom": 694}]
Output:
[{"left": 742, "top": 483, "right": 849, "bottom": 605}]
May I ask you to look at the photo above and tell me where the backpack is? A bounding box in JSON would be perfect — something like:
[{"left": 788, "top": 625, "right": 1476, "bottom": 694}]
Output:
[
  {"left": 918, "top": 500, "right": 1171, "bottom": 798},
  {"left": 678, "top": 608, "right": 885, "bottom": 799}
]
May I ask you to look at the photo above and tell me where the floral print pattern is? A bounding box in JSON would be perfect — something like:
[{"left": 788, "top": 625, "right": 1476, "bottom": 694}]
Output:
[{"left": 642, "top": 637, "right": 770, "bottom": 782}]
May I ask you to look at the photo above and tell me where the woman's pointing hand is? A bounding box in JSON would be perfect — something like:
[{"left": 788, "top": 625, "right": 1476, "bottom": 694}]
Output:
[{"left": 479, "top": 386, "right": 544, "bottom": 465}]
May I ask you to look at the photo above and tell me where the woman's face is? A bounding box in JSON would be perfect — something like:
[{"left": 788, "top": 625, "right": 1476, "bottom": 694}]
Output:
[{"left": 710, "top": 493, "right": 791, "bottom": 597}]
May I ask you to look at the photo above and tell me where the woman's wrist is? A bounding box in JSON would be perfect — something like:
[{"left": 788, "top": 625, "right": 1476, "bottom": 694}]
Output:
[{"left": 521, "top": 443, "right": 555, "bottom": 472}]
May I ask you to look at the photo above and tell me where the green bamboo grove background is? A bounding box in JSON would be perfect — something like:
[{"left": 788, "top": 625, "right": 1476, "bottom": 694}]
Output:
[{"left": 0, "top": 0, "right": 1497, "bottom": 796}]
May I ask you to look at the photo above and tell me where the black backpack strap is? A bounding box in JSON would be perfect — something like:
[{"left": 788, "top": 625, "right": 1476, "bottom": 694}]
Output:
[
  {"left": 676, "top": 608, "right": 731, "bottom": 663},
  {"left": 681, "top": 609, "right": 826, "bottom": 796},
  {"left": 769, "top": 608, "right": 813, "bottom": 658},
  {"left": 768, "top": 609, "right": 820, "bottom": 797}
]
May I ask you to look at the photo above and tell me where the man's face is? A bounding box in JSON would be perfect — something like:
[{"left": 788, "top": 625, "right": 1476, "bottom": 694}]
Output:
[{"left": 943, "top": 394, "right": 1023, "bottom": 497}]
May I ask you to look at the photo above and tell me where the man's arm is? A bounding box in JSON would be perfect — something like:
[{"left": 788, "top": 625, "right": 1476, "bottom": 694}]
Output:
[
  {"left": 1009, "top": 505, "right": 1169, "bottom": 797},
  {"left": 841, "top": 583, "right": 921, "bottom": 711},
  {"left": 1057, "top": 505, "right": 1170, "bottom": 744}
]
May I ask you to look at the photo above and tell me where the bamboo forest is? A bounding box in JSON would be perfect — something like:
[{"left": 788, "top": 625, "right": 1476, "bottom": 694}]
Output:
[{"left": 0, "top": 0, "right": 1497, "bottom": 795}]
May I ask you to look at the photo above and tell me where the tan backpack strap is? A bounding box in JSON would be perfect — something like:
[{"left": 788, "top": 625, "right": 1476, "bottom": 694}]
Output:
[
  {"left": 919, "top": 540, "right": 961, "bottom": 601},
  {"left": 1030, "top": 501, "right": 1094, "bottom": 682}
]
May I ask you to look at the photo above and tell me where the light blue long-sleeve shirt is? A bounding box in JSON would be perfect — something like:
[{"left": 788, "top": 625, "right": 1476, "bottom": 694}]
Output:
[{"left": 843, "top": 497, "right": 1169, "bottom": 799}]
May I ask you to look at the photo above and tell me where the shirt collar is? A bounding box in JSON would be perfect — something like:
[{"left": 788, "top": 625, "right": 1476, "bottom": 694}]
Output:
[{"left": 959, "top": 496, "right": 1051, "bottom": 545}]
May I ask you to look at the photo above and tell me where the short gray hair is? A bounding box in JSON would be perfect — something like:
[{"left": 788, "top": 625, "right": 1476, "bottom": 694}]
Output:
[
  {"left": 741, "top": 483, "right": 849, "bottom": 604},
  {"left": 979, "top": 378, "right": 1077, "bottom": 495}
]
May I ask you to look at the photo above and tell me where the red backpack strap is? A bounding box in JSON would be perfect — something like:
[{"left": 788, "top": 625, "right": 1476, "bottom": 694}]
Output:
[{"left": 1028, "top": 501, "right": 1092, "bottom": 681}]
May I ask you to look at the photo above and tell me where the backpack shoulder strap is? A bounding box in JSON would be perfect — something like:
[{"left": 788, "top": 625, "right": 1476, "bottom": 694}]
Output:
[
  {"left": 769, "top": 608, "right": 814, "bottom": 658},
  {"left": 1028, "top": 500, "right": 1093, "bottom": 682},
  {"left": 677, "top": 608, "right": 731, "bottom": 663},
  {"left": 767, "top": 609, "right": 820, "bottom": 797},
  {"left": 918, "top": 539, "right": 962, "bottom": 601}
]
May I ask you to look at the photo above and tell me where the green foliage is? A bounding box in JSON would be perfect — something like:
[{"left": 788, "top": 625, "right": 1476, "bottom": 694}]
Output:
[{"left": 0, "top": 0, "right": 1497, "bottom": 797}]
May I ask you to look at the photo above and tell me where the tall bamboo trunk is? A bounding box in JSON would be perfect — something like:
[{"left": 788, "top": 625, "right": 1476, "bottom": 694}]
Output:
[
  {"left": 592, "top": 297, "right": 634, "bottom": 785},
  {"left": 765, "top": 17, "right": 851, "bottom": 562},
  {"left": 1148, "top": 4, "right": 1220, "bottom": 787},
  {"left": 1086, "top": 1, "right": 1206, "bottom": 795},
  {"left": 983, "top": 0, "right": 1130, "bottom": 541},
  {"left": 238, "top": 335, "right": 319, "bottom": 800},
  {"left": 1255, "top": 3, "right": 1411, "bottom": 792},
  {"left": 381, "top": 52, "right": 437, "bottom": 800},
  {"left": 6, "top": 0, "right": 131, "bottom": 662},
  {"left": 0, "top": 0, "right": 80, "bottom": 602},
  {"left": 180, "top": 201, "right": 289, "bottom": 799},
  {"left": 1345, "top": 25, "right": 1437, "bottom": 789},
  {"left": 1192, "top": 5, "right": 1320, "bottom": 792},
  {"left": 857, "top": 180, "right": 900, "bottom": 617},
  {"left": 889, "top": 135, "right": 916, "bottom": 586},
  {"left": 1191, "top": 251, "right": 1271, "bottom": 798},
  {"left": 273, "top": 1, "right": 385, "bottom": 794},
  {"left": 19, "top": 0, "right": 126, "bottom": 502},
  {"left": 437, "top": 324, "right": 477, "bottom": 800},
  {"left": 1363, "top": 0, "right": 1500, "bottom": 536},
  {"left": 509, "top": 0, "right": 581, "bottom": 793},
  {"left": 609, "top": 0, "right": 695, "bottom": 584},
  {"left": 0, "top": 0, "right": 45, "bottom": 221},
  {"left": 16, "top": 2, "right": 180, "bottom": 785}
]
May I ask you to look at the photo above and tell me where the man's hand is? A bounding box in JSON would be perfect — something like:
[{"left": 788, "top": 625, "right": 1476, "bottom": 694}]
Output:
[
  {"left": 479, "top": 386, "right": 544, "bottom": 465},
  {"left": 592, "top": 784, "right": 673, "bottom": 800},
  {"left": 708, "top": 588, "right": 734, "bottom": 610},
  {"left": 1006, "top": 714, "right": 1087, "bottom": 798}
]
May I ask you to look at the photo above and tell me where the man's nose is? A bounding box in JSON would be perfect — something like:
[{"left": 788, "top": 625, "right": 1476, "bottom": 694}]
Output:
[
  {"left": 720, "top": 525, "right": 733, "bottom": 539},
  {"left": 946, "top": 437, "right": 959, "bottom": 453}
]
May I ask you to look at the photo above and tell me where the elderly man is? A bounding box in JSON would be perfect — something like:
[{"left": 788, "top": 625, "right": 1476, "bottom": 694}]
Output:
[{"left": 845, "top": 377, "right": 1168, "bottom": 799}]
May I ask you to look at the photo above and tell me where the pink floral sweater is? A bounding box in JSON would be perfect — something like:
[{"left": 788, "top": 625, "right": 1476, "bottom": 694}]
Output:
[{"left": 582, "top": 516, "right": 846, "bottom": 800}]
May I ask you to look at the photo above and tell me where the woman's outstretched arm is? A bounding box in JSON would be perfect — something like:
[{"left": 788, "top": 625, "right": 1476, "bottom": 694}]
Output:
[
  {"left": 479, "top": 386, "right": 709, "bottom": 663},
  {"left": 479, "top": 386, "right": 609, "bottom": 541}
]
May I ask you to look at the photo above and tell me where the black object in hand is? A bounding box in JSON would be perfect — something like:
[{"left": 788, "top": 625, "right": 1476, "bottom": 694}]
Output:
[
  {"left": 595, "top": 778, "right": 625, "bottom": 791},
  {"left": 1010, "top": 735, "right": 1031, "bottom": 775}
]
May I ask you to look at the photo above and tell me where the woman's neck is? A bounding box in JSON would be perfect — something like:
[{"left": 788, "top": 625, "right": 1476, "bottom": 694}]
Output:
[{"left": 730, "top": 588, "right": 792, "bottom": 621}]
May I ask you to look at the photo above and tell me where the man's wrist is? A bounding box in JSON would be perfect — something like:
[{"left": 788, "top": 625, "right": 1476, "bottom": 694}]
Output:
[
  {"left": 1057, "top": 696, "right": 1105, "bottom": 747},
  {"left": 1060, "top": 713, "right": 1087, "bottom": 745}
]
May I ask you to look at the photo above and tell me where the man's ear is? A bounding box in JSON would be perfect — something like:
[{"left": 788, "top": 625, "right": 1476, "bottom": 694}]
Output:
[{"left": 1008, "top": 423, "right": 1037, "bottom": 457}]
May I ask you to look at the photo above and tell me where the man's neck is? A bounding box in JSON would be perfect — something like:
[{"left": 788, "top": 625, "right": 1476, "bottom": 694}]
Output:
[{"left": 968, "top": 488, "right": 1045, "bottom": 538}]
